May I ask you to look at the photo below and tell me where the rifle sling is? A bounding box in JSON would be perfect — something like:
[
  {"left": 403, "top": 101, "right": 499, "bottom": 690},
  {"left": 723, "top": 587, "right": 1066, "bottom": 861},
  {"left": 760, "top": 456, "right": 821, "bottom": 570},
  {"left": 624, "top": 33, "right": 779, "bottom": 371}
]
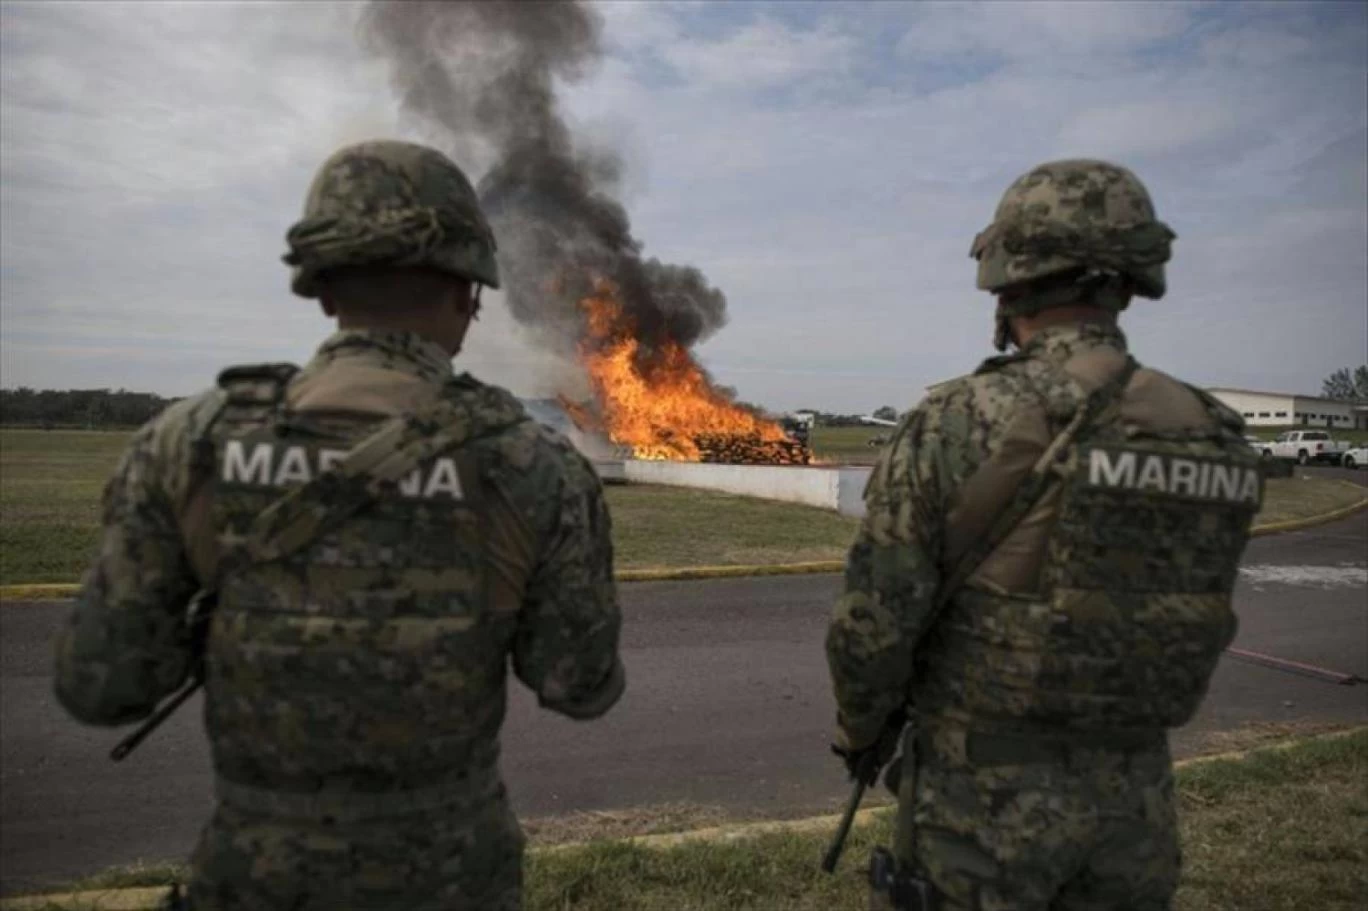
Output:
[
  {"left": 933, "top": 355, "right": 1138, "bottom": 614},
  {"left": 876, "top": 356, "right": 1138, "bottom": 863},
  {"left": 233, "top": 398, "right": 486, "bottom": 568}
]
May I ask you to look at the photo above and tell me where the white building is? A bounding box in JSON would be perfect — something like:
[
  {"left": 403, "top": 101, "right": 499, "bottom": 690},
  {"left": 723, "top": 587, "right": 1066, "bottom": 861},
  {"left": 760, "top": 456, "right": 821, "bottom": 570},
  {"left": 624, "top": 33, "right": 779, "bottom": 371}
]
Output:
[{"left": 1206, "top": 388, "right": 1366, "bottom": 430}]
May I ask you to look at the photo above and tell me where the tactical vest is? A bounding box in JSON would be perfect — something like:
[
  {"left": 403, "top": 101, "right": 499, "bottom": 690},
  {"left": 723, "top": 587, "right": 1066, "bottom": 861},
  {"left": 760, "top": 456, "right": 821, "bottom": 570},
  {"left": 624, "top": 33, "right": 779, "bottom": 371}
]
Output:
[
  {"left": 189, "top": 362, "right": 529, "bottom": 812},
  {"left": 916, "top": 346, "right": 1262, "bottom": 735}
]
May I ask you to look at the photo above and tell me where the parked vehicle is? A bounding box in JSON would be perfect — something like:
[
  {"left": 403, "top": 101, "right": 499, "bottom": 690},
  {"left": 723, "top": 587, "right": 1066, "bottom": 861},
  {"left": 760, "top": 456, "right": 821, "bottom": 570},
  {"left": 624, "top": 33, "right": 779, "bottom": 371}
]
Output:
[
  {"left": 1342, "top": 446, "right": 1368, "bottom": 470},
  {"left": 1257, "top": 430, "right": 1350, "bottom": 465}
]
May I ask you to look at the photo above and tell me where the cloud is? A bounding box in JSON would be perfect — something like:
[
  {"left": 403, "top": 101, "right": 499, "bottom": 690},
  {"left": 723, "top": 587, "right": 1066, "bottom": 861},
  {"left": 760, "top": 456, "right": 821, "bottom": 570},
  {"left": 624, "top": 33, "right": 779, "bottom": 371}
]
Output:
[
  {"left": 896, "top": 0, "right": 1193, "bottom": 62},
  {"left": 659, "top": 17, "right": 856, "bottom": 89},
  {"left": 1200, "top": 24, "right": 1316, "bottom": 66},
  {"left": 1055, "top": 99, "right": 1246, "bottom": 158},
  {"left": 1, "top": 0, "right": 1365, "bottom": 415}
]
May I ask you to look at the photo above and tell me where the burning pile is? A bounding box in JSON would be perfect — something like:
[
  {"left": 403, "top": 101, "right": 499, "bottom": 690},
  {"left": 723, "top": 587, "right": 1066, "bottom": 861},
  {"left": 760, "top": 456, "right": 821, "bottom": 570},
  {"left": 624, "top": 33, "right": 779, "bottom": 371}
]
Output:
[
  {"left": 360, "top": 2, "right": 806, "bottom": 465},
  {"left": 563, "top": 284, "right": 810, "bottom": 465}
]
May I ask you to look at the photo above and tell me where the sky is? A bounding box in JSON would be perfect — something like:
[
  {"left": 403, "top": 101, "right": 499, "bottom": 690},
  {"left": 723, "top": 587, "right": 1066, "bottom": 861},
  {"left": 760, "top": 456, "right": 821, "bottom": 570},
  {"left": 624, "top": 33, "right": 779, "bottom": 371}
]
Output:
[{"left": 2, "top": 0, "right": 1365, "bottom": 415}]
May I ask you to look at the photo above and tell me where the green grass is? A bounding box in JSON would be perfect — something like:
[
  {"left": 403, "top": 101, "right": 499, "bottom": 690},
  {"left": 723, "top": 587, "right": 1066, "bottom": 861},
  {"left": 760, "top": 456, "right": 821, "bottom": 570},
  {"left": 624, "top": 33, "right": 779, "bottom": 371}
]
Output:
[
  {"left": 0, "top": 430, "right": 861, "bottom": 584},
  {"left": 1245, "top": 425, "right": 1368, "bottom": 445},
  {"left": 605, "top": 484, "right": 858, "bottom": 569},
  {"left": 1258, "top": 474, "right": 1367, "bottom": 525},
  {"left": 28, "top": 729, "right": 1367, "bottom": 910},
  {"left": 0, "top": 430, "right": 122, "bottom": 586},
  {"left": 523, "top": 729, "right": 1368, "bottom": 910},
  {"left": 3, "top": 429, "right": 1364, "bottom": 585},
  {"left": 1173, "top": 729, "right": 1368, "bottom": 910},
  {"left": 809, "top": 425, "right": 889, "bottom": 465},
  {"left": 57, "top": 861, "right": 189, "bottom": 893}
]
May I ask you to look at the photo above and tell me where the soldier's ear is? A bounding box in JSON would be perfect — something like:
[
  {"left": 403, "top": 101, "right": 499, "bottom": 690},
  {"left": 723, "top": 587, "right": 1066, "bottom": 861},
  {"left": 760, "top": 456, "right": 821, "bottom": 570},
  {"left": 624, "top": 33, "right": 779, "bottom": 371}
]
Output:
[{"left": 446, "top": 279, "right": 478, "bottom": 320}]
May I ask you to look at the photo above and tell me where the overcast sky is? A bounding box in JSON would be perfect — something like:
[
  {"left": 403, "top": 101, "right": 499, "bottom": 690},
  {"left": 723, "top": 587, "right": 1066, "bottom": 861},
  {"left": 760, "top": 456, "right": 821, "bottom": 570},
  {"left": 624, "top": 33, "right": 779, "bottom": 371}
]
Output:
[{"left": 2, "top": 0, "right": 1365, "bottom": 414}]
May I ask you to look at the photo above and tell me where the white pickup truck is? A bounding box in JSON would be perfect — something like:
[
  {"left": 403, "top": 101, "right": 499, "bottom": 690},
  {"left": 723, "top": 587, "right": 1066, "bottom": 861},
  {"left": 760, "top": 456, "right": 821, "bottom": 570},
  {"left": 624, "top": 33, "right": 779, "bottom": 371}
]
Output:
[{"left": 1250, "top": 430, "right": 1350, "bottom": 465}]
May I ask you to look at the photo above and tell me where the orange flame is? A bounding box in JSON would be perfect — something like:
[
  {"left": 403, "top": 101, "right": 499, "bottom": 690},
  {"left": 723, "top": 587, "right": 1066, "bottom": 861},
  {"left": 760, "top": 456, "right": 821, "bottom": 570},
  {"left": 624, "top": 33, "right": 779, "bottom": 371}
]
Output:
[{"left": 571, "top": 282, "right": 793, "bottom": 462}]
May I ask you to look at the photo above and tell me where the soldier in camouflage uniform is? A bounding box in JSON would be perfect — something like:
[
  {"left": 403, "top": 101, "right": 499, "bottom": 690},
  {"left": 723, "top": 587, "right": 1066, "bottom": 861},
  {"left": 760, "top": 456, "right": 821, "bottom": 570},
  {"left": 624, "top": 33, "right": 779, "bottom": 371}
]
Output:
[
  {"left": 826, "top": 160, "right": 1263, "bottom": 910},
  {"left": 54, "top": 139, "right": 626, "bottom": 910}
]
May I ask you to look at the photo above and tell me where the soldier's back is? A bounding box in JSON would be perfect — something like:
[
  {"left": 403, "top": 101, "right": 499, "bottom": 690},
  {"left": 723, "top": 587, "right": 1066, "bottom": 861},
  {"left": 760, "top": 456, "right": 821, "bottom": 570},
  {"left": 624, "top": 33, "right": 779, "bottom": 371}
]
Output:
[{"left": 182, "top": 334, "right": 596, "bottom": 910}]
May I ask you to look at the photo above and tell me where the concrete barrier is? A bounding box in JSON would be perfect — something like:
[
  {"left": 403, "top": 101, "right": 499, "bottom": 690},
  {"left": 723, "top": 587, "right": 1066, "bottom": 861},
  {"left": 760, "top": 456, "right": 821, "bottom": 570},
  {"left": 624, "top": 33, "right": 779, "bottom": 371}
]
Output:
[
  {"left": 593, "top": 460, "right": 628, "bottom": 485},
  {"left": 620, "top": 460, "right": 873, "bottom": 517}
]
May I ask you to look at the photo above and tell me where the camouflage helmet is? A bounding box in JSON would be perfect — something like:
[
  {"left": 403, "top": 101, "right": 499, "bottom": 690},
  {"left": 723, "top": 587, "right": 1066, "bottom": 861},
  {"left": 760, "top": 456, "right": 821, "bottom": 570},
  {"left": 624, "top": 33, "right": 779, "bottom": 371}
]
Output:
[
  {"left": 284, "top": 140, "right": 500, "bottom": 298},
  {"left": 970, "top": 159, "right": 1175, "bottom": 299}
]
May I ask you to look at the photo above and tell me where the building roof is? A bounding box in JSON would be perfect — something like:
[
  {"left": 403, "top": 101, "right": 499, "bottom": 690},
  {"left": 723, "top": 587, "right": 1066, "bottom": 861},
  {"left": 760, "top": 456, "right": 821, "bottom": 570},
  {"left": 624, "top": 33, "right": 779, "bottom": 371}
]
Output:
[{"left": 1206, "top": 387, "right": 1357, "bottom": 405}]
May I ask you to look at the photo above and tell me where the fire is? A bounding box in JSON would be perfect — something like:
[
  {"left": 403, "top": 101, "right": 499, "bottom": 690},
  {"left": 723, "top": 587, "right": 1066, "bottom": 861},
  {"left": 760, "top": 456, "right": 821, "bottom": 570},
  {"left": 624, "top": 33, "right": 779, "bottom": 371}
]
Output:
[{"left": 567, "top": 283, "right": 806, "bottom": 464}]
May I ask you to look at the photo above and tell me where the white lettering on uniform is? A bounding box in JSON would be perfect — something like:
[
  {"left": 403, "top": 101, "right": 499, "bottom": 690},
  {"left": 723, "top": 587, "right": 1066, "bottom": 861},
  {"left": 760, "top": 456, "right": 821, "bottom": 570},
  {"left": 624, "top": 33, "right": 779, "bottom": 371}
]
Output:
[
  {"left": 1197, "top": 462, "right": 1212, "bottom": 499},
  {"left": 273, "top": 446, "right": 312, "bottom": 486},
  {"left": 1089, "top": 450, "right": 1136, "bottom": 488},
  {"left": 423, "top": 458, "right": 463, "bottom": 499},
  {"left": 1086, "top": 448, "right": 1260, "bottom": 505},
  {"left": 223, "top": 440, "right": 272, "bottom": 485},
  {"left": 1135, "top": 455, "right": 1167, "bottom": 493},
  {"left": 222, "top": 441, "right": 468, "bottom": 500},
  {"left": 1209, "top": 464, "right": 1239, "bottom": 501},
  {"left": 1169, "top": 459, "right": 1199, "bottom": 497}
]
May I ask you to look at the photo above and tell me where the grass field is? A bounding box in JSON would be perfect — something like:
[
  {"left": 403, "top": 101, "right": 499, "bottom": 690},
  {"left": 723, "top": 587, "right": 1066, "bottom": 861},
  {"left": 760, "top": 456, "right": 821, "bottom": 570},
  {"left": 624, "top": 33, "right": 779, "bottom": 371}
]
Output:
[
  {"left": 809, "top": 425, "right": 889, "bottom": 464},
  {"left": 606, "top": 485, "right": 858, "bottom": 569},
  {"left": 0, "top": 431, "right": 121, "bottom": 586},
  {"left": 1256, "top": 473, "right": 1367, "bottom": 524},
  {"left": 2, "top": 429, "right": 1364, "bottom": 585},
  {"left": 1245, "top": 425, "right": 1368, "bottom": 445},
  {"left": 0, "top": 430, "right": 860, "bottom": 584},
  {"left": 40, "top": 728, "right": 1368, "bottom": 910}
]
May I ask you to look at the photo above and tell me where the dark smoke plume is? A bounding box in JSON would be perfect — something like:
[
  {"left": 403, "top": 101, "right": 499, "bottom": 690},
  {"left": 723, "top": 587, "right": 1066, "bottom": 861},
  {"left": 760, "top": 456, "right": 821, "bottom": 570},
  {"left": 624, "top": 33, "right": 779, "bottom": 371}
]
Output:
[{"left": 359, "top": 0, "right": 728, "bottom": 358}]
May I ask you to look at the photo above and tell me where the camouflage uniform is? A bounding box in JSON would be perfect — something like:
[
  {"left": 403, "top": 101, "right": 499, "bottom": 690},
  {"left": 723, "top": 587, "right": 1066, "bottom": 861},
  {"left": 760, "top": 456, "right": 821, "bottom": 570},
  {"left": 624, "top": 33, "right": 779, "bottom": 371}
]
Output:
[
  {"left": 55, "top": 141, "right": 625, "bottom": 910},
  {"left": 826, "top": 161, "right": 1262, "bottom": 910}
]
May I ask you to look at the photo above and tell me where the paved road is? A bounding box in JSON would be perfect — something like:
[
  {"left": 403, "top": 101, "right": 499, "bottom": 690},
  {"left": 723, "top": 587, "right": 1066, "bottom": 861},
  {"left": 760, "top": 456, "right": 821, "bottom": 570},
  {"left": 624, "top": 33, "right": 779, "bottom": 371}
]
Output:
[{"left": 2, "top": 507, "right": 1365, "bottom": 895}]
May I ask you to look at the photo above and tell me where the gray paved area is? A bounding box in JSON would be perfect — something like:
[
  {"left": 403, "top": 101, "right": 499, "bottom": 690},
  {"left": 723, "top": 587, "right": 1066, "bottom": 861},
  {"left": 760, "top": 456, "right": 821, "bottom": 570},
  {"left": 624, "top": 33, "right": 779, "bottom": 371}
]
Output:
[{"left": 1, "top": 485, "right": 1364, "bottom": 894}]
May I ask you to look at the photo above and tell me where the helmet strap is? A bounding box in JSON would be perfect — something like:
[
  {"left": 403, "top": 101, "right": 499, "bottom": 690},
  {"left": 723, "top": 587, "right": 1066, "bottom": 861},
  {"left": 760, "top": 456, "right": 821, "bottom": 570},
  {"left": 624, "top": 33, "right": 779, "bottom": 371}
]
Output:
[
  {"left": 993, "top": 271, "right": 1131, "bottom": 351},
  {"left": 993, "top": 308, "right": 1013, "bottom": 352}
]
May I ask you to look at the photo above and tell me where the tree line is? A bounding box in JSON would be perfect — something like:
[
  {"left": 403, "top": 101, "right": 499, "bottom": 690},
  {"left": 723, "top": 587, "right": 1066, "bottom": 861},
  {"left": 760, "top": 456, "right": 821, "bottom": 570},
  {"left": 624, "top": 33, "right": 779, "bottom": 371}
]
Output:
[
  {"left": 0, "top": 388, "right": 179, "bottom": 429},
  {"left": 6, "top": 366, "right": 1361, "bottom": 432},
  {"left": 1321, "top": 366, "right": 1368, "bottom": 402}
]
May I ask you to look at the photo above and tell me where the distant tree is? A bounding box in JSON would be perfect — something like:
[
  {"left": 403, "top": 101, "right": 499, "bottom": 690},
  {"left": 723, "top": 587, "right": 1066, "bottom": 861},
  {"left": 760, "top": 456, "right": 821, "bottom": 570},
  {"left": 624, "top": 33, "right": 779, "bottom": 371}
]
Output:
[
  {"left": 1322, "top": 365, "right": 1368, "bottom": 401},
  {"left": 872, "top": 405, "right": 899, "bottom": 421},
  {"left": 0, "top": 387, "right": 176, "bottom": 428}
]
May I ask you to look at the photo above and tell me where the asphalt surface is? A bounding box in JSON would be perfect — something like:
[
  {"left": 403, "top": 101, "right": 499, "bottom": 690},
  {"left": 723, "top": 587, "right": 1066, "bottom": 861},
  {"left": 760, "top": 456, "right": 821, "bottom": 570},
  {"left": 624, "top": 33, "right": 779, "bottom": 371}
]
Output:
[{"left": 1, "top": 470, "right": 1365, "bottom": 895}]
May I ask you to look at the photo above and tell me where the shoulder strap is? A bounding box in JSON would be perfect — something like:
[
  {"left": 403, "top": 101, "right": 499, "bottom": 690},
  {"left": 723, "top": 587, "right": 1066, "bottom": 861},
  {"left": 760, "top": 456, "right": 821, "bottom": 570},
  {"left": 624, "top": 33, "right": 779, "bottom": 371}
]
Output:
[
  {"left": 932, "top": 356, "right": 1139, "bottom": 612},
  {"left": 231, "top": 393, "right": 526, "bottom": 567},
  {"left": 973, "top": 352, "right": 1029, "bottom": 375}
]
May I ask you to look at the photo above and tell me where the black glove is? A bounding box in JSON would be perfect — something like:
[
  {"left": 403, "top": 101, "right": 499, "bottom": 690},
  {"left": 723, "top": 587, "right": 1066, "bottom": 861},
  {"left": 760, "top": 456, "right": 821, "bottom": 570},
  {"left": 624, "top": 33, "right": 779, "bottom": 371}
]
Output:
[{"left": 832, "top": 709, "right": 906, "bottom": 785}]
